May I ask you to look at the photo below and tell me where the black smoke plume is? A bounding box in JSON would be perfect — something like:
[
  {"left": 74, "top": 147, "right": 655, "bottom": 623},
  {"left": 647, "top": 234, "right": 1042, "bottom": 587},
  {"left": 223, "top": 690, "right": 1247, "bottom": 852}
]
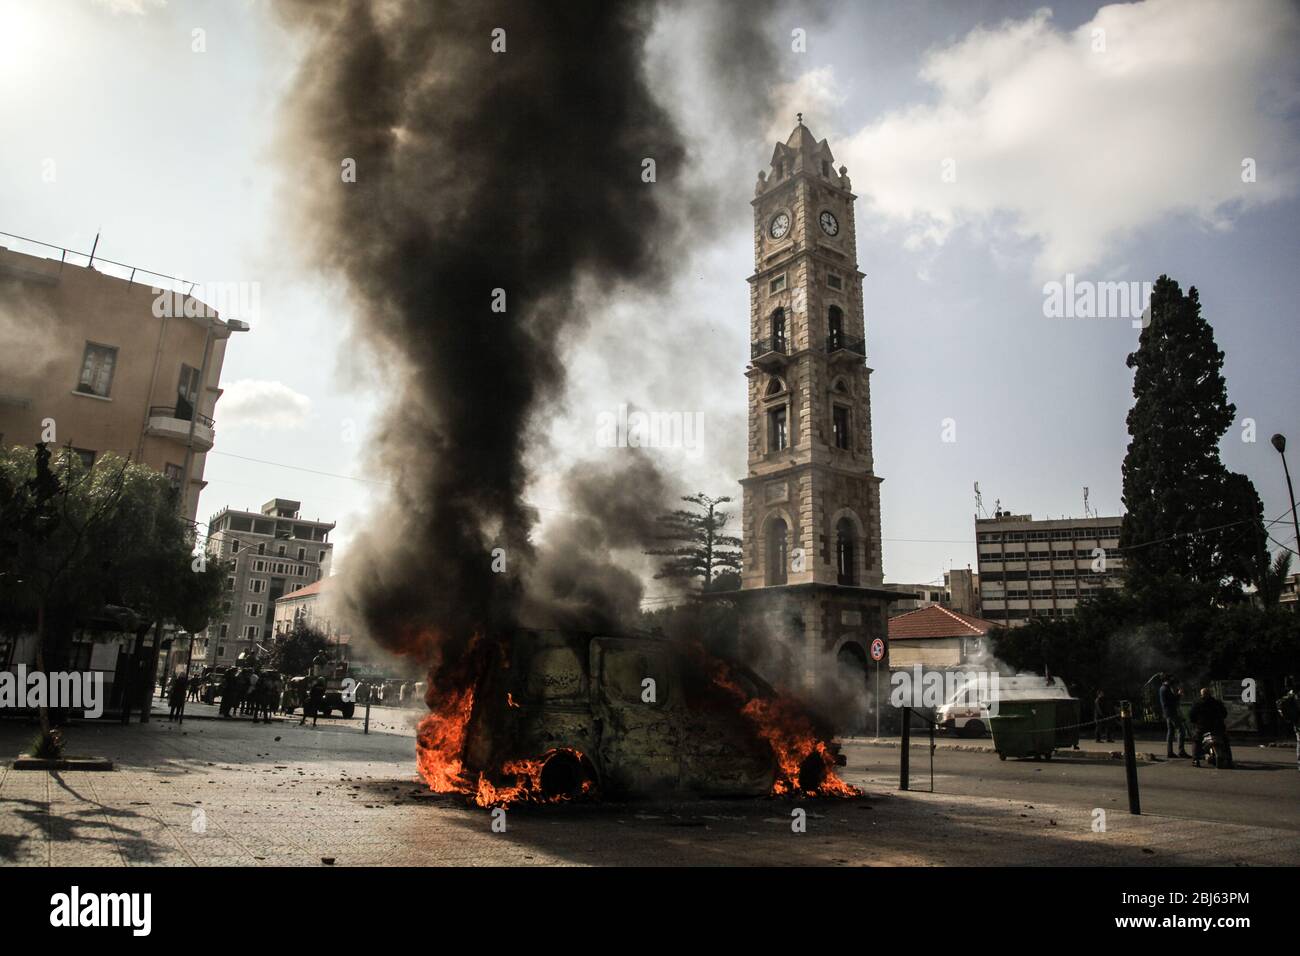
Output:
[{"left": 276, "top": 1, "right": 781, "bottom": 688}]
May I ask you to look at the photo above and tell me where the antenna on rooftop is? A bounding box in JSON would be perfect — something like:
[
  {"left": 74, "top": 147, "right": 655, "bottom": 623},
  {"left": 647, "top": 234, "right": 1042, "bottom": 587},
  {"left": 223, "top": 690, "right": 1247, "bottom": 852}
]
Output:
[
  {"left": 1083, "top": 486, "right": 1094, "bottom": 519},
  {"left": 974, "top": 481, "right": 987, "bottom": 519}
]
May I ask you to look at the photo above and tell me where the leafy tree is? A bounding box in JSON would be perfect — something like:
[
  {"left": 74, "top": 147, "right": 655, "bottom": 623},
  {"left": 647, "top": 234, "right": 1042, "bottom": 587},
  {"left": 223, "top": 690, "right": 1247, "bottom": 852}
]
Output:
[
  {"left": 646, "top": 493, "right": 742, "bottom": 592},
  {"left": 1120, "top": 276, "right": 1266, "bottom": 598},
  {"left": 0, "top": 445, "right": 227, "bottom": 730},
  {"left": 1256, "top": 550, "right": 1294, "bottom": 607},
  {"left": 270, "top": 621, "right": 331, "bottom": 677}
]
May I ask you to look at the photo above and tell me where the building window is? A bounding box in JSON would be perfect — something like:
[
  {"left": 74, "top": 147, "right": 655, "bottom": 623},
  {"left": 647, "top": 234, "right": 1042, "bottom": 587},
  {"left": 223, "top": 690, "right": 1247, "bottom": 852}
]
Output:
[
  {"left": 245, "top": 625, "right": 259, "bottom": 640},
  {"left": 70, "top": 448, "right": 96, "bottom": 470},
  {"left": 225, "top": 576, "right": 235, "bottom": 591},
  {"left": 250, "top": 579, "right": 266, "bottom": 594},
  {"left": 770, "top": 308, "right": 786, "bottom": 351},
  {"left": 769, "top": 273, "right": 786, "bottom": 294},
  {"left": 767, "top": 518, "right": 789, "bottom": 586},
  {"left": 219, "top": 624, "right": 228, "bottom": 639},
  {"left": 257, "top": 543, "right": 266, "bottom": 555},
  {"left": 231, "top": 538, "right": 240, "bottom": 553},
  {"left": 832, "top": 405, "right": 851, "bottom": 450},
  {"left": 827, "top": 306, "right": 844, "bottom": 350},
  {"left": 821, "top": 160, "right": 830, "bottom": 177},
  {"left": 768, "top": 406, "right": 788, "bottom": 452},
  {"left": 826, "top": 271, "right": 842, "bottom": 290},
  {"left": 277, "top": 545, "right": 286, "bottom": 556},
  {"left": 76, "top": 342, "right": 118, "bottom": 397},
  {"left": 163, "top": 463, "right": 183, "bottom": 492},
  {"left": 217, "top": 645, "right": 225, "bottom": 657},
  {"left": 836, "top": 517, "right": 857, "bottom": 585},
  {"left": 176, "top": 364, "right": 201, "bottom": 421},
  {"left": 297, "top": 547, "right": 305, "bottom": 561}
]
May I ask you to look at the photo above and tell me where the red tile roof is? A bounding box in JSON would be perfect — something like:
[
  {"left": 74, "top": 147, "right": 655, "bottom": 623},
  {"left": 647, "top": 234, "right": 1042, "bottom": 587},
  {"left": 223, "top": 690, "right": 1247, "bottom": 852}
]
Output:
[
  {"left": 275, "top": 578, "right": 328, "bottom": 602},
  {"left": 888, "top": 604, "right": 999, "bottom": 640}
]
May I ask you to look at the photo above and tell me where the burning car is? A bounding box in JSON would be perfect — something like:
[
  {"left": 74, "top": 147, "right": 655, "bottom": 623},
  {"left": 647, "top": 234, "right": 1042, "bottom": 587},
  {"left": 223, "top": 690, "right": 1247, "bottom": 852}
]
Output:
[{"left": 417, "top": 630, "right": 854, "bottom": 806}]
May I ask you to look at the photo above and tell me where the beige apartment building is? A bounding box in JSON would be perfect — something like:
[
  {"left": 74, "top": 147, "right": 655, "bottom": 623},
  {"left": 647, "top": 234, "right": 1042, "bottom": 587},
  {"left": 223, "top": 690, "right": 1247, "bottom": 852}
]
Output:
[
  {"left": 976, "top": 511, "right": 1125, "bottom": 627},
  {"left": 197, "top": 498, "right": 334, "bottom": 667},
  {"left": 272, "top": 577, "right": 354, "bottom": 661},
  {"left": 0, "top": 236, "right": 246, "bottom": 521}
]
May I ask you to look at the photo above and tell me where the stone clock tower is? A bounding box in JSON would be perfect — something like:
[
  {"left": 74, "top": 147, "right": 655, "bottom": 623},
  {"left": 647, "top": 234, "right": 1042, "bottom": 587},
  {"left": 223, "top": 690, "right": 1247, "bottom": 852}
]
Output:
[{"left": 732, "top": 117, "right": 898, "bottom": 694}]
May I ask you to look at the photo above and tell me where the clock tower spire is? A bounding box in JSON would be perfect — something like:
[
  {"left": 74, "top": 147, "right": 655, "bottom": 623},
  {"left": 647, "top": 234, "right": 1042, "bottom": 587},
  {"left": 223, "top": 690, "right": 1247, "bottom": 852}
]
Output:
[{"left": 732, "top": 117, "right": 898, "bottom": 696}]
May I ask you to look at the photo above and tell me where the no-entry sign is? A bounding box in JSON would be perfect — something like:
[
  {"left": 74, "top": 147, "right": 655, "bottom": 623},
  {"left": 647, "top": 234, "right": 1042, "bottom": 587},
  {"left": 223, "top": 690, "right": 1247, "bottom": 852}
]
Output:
[{"left": 870, "top": 638, "right": 885, "bottom": 662}]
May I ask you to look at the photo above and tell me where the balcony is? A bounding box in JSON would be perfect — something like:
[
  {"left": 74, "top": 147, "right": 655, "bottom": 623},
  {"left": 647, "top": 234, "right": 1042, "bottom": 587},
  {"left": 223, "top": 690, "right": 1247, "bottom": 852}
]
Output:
[
  {"left": 145, "top": 405, "right": 215, "bottom": 451},
  {"left": 750, "top": 336, "right": 789, "bottom": 368},
  {"left": 825, "top": 334, "right": 866, "bottom": 360}
]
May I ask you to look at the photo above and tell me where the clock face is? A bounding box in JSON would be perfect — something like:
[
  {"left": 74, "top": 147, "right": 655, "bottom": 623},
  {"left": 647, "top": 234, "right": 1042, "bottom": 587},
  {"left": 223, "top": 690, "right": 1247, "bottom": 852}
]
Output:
[
  {"left": 769, "top": 212, "right": 791, "bottom": 240},
  {"left": 819, "top": 210, "right": 840, "bottom": 236}
]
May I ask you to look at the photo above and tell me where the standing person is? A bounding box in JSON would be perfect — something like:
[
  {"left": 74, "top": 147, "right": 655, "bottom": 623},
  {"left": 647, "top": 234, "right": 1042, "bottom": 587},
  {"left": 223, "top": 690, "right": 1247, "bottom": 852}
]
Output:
[
  {"left": 244, "top": 670, "right": 260, "bottom": 717},
  {"left": 168, "top": 674, "right": 188, "bottom": 722},
  {"left": 1093, "top": 689, "right": 1115, "bottom": 743},
  {"left": 1159, "top": 674, "right": 1191, "bottom": 759},
  {"left": 218, "top": 669, "right": 237, "bottom": 718},
  {"left": 301, "top": 679, "right": 326, "bottom": 727},
  {"left": 261, "top": 675, "right": 275, "bottom": 722},
  {"left": 1275, "top": 677, "right": 1299, "bottom": 772}
]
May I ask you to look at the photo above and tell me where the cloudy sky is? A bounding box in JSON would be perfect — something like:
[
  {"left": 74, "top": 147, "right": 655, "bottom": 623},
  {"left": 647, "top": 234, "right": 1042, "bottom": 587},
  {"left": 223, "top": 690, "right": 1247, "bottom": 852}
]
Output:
[{"left": 3, "top": 0, "right": 1297, "bottom": 598}]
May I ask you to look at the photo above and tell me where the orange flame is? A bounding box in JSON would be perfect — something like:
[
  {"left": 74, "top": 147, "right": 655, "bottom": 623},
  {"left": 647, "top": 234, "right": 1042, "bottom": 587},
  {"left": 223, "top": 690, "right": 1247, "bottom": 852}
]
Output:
[
  {"left": 711, "top": 661, "right": 859, "bottom": 798},
  {"left": 416, "top": 686, "right": 593, "bottom": 807},
  {"left": 415, "top": 686, "right": 476, "bottom": 793}
]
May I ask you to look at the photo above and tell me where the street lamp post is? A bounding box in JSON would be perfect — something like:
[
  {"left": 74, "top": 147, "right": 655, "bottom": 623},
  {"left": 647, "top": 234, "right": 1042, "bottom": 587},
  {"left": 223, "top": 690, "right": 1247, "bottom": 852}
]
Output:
[{"left": 1271, "top": 434, "right": 1300, "bottom": 556}]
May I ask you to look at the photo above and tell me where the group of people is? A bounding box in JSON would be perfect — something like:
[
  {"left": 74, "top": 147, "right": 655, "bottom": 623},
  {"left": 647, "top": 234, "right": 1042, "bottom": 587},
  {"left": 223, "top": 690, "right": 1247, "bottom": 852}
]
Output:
[
  {"left": 1090, "top": 675, "right": 1300, "bottom": 770},
  {"left": 1158, "top": 675, "right": 1234, "bottom": 768},
  {"left": 215, "top": 668, "right": 283, "bottom": 723}
]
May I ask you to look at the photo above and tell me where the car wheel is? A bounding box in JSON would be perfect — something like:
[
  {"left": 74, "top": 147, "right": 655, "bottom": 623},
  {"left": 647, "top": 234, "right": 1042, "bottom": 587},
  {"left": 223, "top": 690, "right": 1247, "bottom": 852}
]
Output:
[
  {"left": 342, "top": 704, "right": 355, "bottom": 719},
  {"left": 962, "top": 720, "right": 986, "bottom": 739}
]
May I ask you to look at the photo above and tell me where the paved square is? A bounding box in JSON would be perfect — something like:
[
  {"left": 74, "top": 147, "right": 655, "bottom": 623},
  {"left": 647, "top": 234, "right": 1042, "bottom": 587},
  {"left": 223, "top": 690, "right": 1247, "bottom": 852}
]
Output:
[{"left": 2, "top": 709, "right": 1297, "bottom": 866}]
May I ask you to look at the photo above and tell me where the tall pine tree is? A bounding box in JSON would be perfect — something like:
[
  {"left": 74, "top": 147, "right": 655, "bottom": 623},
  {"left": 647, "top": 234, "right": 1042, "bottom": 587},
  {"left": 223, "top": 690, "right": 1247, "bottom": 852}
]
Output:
[
  {"left": 1120, "top": 275, "right": 1266, "bottom": 598},
  {"left": 646, "top": 493, "right": 742, "bottom": 592}
]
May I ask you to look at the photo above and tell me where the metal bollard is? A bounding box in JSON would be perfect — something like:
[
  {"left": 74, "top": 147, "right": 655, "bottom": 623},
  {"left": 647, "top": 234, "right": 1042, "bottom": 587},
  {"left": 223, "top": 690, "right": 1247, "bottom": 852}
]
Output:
[
  {"left": 1120, "top": 699, "right": 1141, "bottom": 815},
  {"left": 364, "top": 698, "right": 371, "bottom": 735},
  {"left": 900, "top": 706, "right": 911, "bottom": 791}
]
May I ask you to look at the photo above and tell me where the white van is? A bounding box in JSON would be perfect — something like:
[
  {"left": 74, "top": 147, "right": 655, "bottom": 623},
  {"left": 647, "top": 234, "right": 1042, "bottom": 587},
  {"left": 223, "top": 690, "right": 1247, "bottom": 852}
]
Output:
[{"left": 936, "top": 673, "right": 1072, "bottom": 738}]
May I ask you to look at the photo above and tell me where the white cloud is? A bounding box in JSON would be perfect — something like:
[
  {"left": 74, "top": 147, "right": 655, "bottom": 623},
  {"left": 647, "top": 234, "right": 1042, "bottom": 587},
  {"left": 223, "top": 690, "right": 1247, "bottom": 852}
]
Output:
[
  {"left": 90, "top": 0, "right": 166, "bottom": 14},
  {"left": 835, "top": 0, "right": 1300, "bottom": 275},
  {"left": 764, "top": 67, "right": 846, "bottom": 145},
  {"left": 218, "top": 379, "right": 311, "bottom": 431}
]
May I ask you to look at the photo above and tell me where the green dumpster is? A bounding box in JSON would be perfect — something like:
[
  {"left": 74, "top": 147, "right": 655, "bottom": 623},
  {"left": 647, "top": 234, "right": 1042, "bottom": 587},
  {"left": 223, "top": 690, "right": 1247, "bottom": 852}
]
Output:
[
  {"left": 989, "top": 700, "right": 1057, "bottom": 760},
  {"left": 1050, "top": 697, "right": 1081, "bottom": 750}
]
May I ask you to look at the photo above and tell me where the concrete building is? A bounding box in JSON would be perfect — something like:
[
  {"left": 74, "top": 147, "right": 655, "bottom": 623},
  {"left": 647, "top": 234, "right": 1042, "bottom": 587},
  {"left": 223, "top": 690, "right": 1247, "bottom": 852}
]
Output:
[
  {"left": 976, "top": 511, "right": 1124, "bottom": 627},
  {"left": 885, "top": 582, "right": 947, "bottom": 616},
  {"left": 730, "top": 118, "right": 899, "bottom": 688},
  {"left": 944, "top": 567, "right": 981, "bottom": 616},
  {"left": 887, "top": 605, "right": 998, "bottom": 669},
  {"left": 272, "top": 577, "right": 354, "bottom": 661},
  {"left": 885, "top": 569, "right": 980, "bottom": 617},
  {"left": 1280, "top": 571, "right": 1299, "bottom": 612},
  {"left": 0, "top": 235, "right": 245, "bottom": 521},
  {"left": 197, "top": 499, "right": 334, "bottom": 666}
]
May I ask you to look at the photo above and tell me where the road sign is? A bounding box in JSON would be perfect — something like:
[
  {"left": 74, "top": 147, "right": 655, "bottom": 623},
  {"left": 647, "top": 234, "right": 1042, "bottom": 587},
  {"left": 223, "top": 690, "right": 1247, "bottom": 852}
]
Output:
[{"left": 870, "top": 638, "right": 885, "bottom": 662}]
